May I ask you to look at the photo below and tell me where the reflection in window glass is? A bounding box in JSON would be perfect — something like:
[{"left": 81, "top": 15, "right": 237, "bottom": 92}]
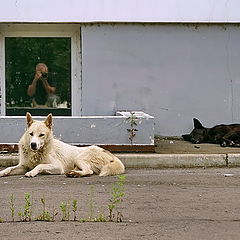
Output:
[{"left": 5, "top": 37, "right": 71, "bottom": 116}]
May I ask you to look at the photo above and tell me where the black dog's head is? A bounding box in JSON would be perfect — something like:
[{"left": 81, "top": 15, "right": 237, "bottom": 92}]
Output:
[{"left": 182, "top": 118, "right": 209, "bottom": 144}]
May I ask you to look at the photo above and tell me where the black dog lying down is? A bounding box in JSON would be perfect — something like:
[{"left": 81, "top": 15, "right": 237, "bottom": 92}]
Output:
[{"left": 182, "top": 118, "right": 240, "bottom": 147}]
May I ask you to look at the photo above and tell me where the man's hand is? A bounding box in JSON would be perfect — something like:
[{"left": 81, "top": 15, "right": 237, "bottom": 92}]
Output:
[{"left": 35, "top": 71, "right": 42, "bottom": 80}]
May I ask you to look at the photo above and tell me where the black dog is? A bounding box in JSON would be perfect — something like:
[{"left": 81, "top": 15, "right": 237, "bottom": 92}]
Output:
[{"left": 182, "top": 118, "right": 240, "bottom": 147}]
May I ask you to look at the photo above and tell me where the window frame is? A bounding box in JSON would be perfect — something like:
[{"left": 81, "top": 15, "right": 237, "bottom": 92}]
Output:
[{"left": 0, "top": 24, "right": 81, "bottom": 116}]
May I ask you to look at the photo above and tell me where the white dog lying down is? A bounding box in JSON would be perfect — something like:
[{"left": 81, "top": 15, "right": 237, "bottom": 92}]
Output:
[{"left": 0, "top": 113, "right": 125, "bottom": 177}]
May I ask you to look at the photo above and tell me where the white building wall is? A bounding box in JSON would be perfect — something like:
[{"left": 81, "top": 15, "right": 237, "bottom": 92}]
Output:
[{"left": 0, "top": 0, "right": 240, "bottom": 23}]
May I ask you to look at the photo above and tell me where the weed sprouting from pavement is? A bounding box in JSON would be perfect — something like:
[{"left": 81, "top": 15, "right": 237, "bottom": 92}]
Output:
[
  {"left": 108, "top": 175, "right": 126, "bottom": 222},
  {"left": 36, "top": 196, "right": 52, "bottom": 221},
  {"left": 60, "top": 201, "right": 67, "bottom": 221},
  {"left": 95, "top": 212, "right": 107, "bottom": 222},
  {"left": 127, "top": 112, "right": 138, "bottom": 144},
  {"left": 87, "top": 185, "right": 95, "bottom": 221},
  {"left": 79, "top": 185, "right": 107, "bottom": 223},
  {"left": 9, "top": 194, "right": 15, "bottom": 222},
  {"left": 1, "top": 176, "right": 127, "bottom": 223},
  {"left": 18, "top": 192, "right": 32, "bottom": 222},
  {"left": 60, "top": 200, "right": 70, "bottom": 221},
  {"left": 72, "top": 199, "right": 77, "bottom": 221}
]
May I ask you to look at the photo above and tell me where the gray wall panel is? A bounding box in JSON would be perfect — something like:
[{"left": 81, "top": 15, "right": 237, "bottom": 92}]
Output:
[{"left": 82, "top": 24, "right": 240, "bottom": 136}]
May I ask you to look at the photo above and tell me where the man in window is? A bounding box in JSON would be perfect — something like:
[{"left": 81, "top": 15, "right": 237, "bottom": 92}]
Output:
[{"left": 27, "top": 63, "right": 58, "bottom": 108}]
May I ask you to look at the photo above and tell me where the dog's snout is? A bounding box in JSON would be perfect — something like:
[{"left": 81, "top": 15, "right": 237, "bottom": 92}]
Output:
[{"left": 31, "top": 142, "right": 37, "bottom": 150}]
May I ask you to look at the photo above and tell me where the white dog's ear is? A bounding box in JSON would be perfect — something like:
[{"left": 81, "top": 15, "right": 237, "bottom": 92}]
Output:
[
  {"left": 26, "top": 112, "right": 34, "bottom": 128},
  {"left": 44, "top": 113, "right": 52, "bottom": 129}
]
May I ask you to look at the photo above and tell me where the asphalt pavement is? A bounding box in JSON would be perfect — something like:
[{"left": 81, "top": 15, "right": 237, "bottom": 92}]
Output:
[{"left": 1, "top": 168, "right": 240, "bottom": 240}]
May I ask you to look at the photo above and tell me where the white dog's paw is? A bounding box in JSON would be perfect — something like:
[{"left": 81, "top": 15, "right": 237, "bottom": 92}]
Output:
[
  {"left": 25, "top": 171, "right": 37, "bottom": 177},
  {"left": 0, "top": 169, "right": 9, "bottom": 177},
  {"left": 66, "top": 170, "right": 81, "bottom": 178}
]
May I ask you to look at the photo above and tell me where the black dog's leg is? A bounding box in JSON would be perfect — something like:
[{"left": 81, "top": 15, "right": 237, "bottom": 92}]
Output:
[{"left": 221, "top": 132, "right": 240, "bottom": 147}]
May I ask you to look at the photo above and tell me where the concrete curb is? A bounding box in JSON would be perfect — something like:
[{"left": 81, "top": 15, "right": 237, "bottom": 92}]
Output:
[
  {"left": 0, "top": 154, "right": 19, "bottom": 167},
  {"left": 117, "top": 153, "right": 228, "bottom": 168},
  {"left": 0, "top": 153, "right": 240, "bottom": 168}
]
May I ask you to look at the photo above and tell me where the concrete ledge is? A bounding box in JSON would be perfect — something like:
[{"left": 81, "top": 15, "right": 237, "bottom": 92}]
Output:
[
  {"left": 0, "top": 153, "right": 239, "bottom": 169},
  {"left": 0, "top": 111, "right": 154, "bottom": 145}
]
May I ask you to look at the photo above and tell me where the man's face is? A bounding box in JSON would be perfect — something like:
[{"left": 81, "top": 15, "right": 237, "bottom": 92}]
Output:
[{"left": 37, "top": 65, "right": 48, "bottom": 73}]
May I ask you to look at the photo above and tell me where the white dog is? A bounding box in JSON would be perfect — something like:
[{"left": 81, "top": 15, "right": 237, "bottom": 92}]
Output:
[{"left": 0, "top": 113, "right": 125, "bottom": 177}]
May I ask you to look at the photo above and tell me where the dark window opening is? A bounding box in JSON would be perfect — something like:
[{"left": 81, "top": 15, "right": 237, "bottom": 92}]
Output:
[{"left": 5, "top": 37, "right": 71, "bottom": 116}]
